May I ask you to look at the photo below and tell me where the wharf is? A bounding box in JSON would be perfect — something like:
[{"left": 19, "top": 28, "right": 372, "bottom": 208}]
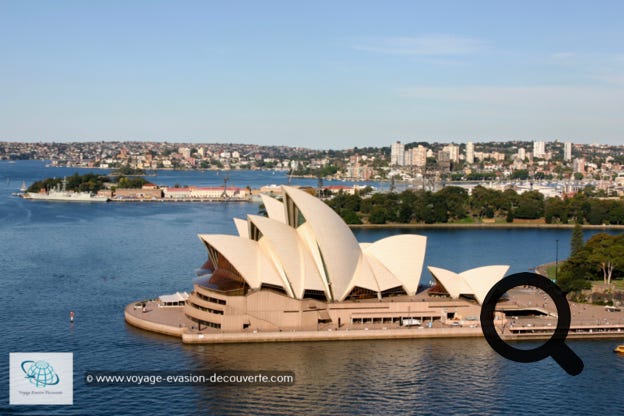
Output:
[
  {"left": 109, "top": 198, "right": 252, "bottom": 203},
  {"left": 124, "top": 299, "right": 624, "bottom": 345}
]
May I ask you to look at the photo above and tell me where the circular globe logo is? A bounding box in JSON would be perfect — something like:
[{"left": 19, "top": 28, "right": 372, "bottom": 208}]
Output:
[{"left": 21, "top": 360, "right": 60, "bottom": 387}]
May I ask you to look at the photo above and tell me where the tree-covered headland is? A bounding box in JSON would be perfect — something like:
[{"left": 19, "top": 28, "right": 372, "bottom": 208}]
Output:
[
  {"left": 326, "top": 185, "right": 624, "bottom": 225},
  {"left": 27, "top": 172, "right": 148, "bottom": 193}
]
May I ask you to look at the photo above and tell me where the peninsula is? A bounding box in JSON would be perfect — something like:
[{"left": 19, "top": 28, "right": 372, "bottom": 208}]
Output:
[{"left": 125, "top": 185, "right": 624, "bottom": 344}]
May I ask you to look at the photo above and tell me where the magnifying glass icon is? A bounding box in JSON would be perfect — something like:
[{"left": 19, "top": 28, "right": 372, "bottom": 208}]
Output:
[{"left": 480, "top": 272, "right": 584, "bottom": 376}]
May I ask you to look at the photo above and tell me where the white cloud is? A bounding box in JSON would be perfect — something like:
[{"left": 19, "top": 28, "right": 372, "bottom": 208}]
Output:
[{"left": 354, "top": 34, "right": 486, "bottom": 56}]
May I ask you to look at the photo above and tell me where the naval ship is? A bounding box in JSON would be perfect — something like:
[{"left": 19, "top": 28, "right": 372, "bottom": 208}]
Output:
[{"left": 23, "top": 178, "right": 109, "bottom": 202}]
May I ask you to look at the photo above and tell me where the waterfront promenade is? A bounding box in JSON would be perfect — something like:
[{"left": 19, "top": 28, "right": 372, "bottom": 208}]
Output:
[
  {"left": 125, "top": 286, "right": 624, "bottom": 344},
  {"left": 124, "top": 301, "right": 484, "bottom": 344}
]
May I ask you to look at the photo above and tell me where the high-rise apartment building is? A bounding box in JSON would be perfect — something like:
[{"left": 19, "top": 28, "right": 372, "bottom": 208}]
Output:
[
  {"left": 564, "top": 142, "right": 572, "bottom": 162},
  {"left": 437, "top": 150, "right": 451, "bottom": 172},
  {"left": 466, "top": 141, "right": 474, "bottom": 164},
  {"left": 443, "top": 144, "right": 460, "bottom": 163},
  {"left": 404, "top": 149, "right": 413, "bottom": 166},
  {"left": 390, "top": 141, "right": 405, "bottom": 166},
  {"left": 517, "top": 147, "right": 526, "bottom": 160},
  {"left": 533, "top": 141, "right": 546, "bottom": 158},
  {"left": 413, "top": 145, "right": 428, "bottom": 167}
]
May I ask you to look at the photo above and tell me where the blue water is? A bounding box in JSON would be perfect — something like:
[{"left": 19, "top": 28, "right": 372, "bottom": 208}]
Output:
[{"left": 1, "top": 161, "right": 623, "bottom": 415}]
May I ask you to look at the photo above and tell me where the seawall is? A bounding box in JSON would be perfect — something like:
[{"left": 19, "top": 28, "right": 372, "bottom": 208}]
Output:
[{"left": 181, "top": 327, "right": 483, "bottom": 344}]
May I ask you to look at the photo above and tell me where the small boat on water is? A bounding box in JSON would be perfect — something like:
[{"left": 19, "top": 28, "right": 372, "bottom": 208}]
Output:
[{"left": 614, "top": 345, "right": 624, "bottom": 354}]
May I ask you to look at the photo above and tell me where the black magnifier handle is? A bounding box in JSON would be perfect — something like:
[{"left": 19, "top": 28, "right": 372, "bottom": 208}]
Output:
[
  {"left": 551, "top": 343, "right": 584, "bottom": 376},
  {"left": 481, "top": 272, "right": 584, "bottom": 376}
]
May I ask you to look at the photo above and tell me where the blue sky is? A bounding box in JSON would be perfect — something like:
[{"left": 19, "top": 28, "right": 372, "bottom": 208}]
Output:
[{"left": 1, "top": 1, "right": 623, "bottom": 148}]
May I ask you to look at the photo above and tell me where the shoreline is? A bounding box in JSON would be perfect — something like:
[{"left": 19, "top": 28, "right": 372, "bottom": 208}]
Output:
[
  {"left": 125, "top": 301, "right": 624, "bottom": 345},
  {"left": 17, "top": 191, "right": 624, "bottom": 229},
  {"left": 348, "top": 223, "right": 624, "bottom": 230},
  {"left": 109, "top": 198, "right": 253, "bottom": 203}
]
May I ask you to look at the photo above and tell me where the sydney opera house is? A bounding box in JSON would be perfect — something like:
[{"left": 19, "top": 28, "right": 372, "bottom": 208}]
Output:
[{"left": 181, "top": 186, "right": 510, "bottom": 333}]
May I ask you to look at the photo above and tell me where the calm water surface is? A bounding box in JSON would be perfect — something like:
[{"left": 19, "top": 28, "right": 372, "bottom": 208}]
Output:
[{"left": 1, "top": 161, "right": 623, "bottom": 415}]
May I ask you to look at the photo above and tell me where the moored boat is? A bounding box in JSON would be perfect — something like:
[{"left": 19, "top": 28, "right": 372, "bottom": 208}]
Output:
[{"left": 23, "top": 177, "right": 109, "bottom": 202}]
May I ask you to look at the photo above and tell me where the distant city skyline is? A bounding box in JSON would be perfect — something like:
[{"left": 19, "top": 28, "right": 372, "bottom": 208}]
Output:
[{"left": 1, "top": 1, "right": 623, "bottom": 147}]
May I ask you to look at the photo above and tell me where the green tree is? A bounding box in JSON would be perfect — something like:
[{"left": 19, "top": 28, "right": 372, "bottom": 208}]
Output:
[
  {"left": 340, "top": 209, "right": 362, "bottom": 224},
  {"left": 587, "top": 199, "right": 624, "bottom": 225},
  {"left": 359, "top": 198, "right": 372, "bottom": 214},
  {"left": 116, "top": 176, "right": 147, "bottom": 189},
  {"left": 319, "top": 165, "right": 339, "bottom": 177},
  {"left": 583, "top": 234, "right": 624, "bottom": 286},
  {"left": 411, "top": 190, "right": 430, "bottom": 223},
  {"left": 358, "top": 186, "right": 373, "bottom": 196},
  {"left": 570, "top": 223, "right": 583, "bottom": 257},
  {"left": 544, "top": 197, "right": 568, "bottom": 224},
  {"left": 567, "top": 193, "right": 591, "bottom": 223},
  {"left": 425, "top": 193, "right": 448, "bottom": 223},
  {"left": 470, "top": 186, "right": 508, "bottom": 219},
  {"left": 506, "top": 208, "right": 514, "bottom": 223},
  {"left": 398, "top": 202, "right": 413, "bottom": 223},
  {"left": 514, "top": 191, "right": 544, "bottom": 219},
  {"left": 436, "top": 186, "right": 469, "bottom": 220},
  {"left": 510, "top": 169, "right": 529, "bottom": 180},
  {"left": 557, "top": 261, "right": 592, "bottom": 293},
  {"left": 369, "top": 206, "right": 387, "bottom": 224},
  {"left": 27, "top": 172, "right": 110, "bottom": 193}
]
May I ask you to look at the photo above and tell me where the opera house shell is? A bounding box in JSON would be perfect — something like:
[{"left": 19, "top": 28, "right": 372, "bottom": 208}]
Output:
[
  {"left": 427, "top": 265, "right": 510, "bottom": 304},
  {"left": 184, "top": 186, "right": 509, "bottom": 332}
]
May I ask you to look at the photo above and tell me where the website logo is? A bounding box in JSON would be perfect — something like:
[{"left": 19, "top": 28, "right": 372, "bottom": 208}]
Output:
[
  {"left": 21, "top": 360, "right": 61, "bottom": 387},
  {"left": 10, "top": 352, "right": 73, "bottom": 405}
]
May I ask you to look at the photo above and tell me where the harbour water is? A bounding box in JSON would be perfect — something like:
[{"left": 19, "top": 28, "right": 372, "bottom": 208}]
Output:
[{"left": 1, "top": 161, "right": 623, "bottom": 415}]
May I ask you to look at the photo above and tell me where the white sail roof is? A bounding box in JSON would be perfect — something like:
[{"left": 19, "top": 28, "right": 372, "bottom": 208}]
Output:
[
  {"left": 428, "top": 265, "right": 510, "bottom": 305},
  {"left": 428, "top": 266, "right": 474, "bottom": 299},
  {"left": 260, "top": 193, "right": 286, "bottom": 223},
  {"left": 247, "top": 214, "right": 325, "bottom": 299},
  {"left": 196, "top": 186, "right": 439, "bottom": 303},
  {"left": 363, "top": 234, "right": 427, "bottom": 295},
  {"left": 198, "top": 234, "right": 284, "bottom": 290},
  {"left": 233, "top": 218, "right": 249, "bottom": 238},
  {"left": 281, "top": 186, "right": 371, "bottom": 301},
  {"left": 462, "top": 265, "right": 510, "bottom": 304},
  {"left": 363, "top": 253, "right": 402, "bottom": 292}
]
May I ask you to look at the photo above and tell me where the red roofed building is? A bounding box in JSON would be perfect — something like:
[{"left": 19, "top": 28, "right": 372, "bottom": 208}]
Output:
[{"left": 163, "top": 186, "right": 250, "bottom": 199}]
